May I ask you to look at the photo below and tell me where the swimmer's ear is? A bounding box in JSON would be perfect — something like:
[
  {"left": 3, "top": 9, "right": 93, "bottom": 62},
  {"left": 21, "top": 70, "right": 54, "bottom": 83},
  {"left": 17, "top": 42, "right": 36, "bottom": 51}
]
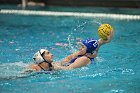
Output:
[{"left": 33, "top": 58, "right": 36, "bottom": 61}]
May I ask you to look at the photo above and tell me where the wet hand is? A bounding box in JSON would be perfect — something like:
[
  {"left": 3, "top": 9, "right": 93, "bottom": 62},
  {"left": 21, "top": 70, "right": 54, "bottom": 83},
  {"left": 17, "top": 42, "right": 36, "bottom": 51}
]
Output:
[
  {"left": 52, "top": 62, "right": 62, "bottom": 70},
  {"left": 106, "top": 30, "right": 113, "bottom": 42}
]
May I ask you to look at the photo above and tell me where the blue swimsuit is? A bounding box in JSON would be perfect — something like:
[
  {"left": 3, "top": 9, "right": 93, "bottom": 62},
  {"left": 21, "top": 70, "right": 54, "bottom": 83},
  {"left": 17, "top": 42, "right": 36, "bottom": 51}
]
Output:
[
  {"left": 63, "top": 38, "right": 98, "bottom": 66},
  {"left": 62, "top": 55, "right": 93, "bottom": 67},
  {"left": 69, "top": 55, "right": 94, "bottom": 64}
]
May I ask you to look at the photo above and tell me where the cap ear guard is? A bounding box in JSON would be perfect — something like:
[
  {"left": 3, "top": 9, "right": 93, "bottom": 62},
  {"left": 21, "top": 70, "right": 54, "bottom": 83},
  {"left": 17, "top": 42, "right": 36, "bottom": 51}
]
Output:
[
  {"left": 33, "top": 49, "right": 46, "bottom": 64},
  {"left": 40, "top": 49, "right": 46, "bottom": 55}
]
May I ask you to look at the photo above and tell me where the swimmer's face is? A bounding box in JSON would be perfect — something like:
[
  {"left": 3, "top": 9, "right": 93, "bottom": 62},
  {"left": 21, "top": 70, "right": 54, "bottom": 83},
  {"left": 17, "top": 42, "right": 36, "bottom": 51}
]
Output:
[{"left": 42, "top": 50, "right": 53, "bottom": 62}]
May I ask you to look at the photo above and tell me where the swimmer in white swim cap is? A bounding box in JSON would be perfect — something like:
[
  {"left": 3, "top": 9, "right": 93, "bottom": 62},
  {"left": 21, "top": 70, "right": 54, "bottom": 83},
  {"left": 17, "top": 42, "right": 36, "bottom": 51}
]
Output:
[{"left": 30, "top": 49, "right": 54, "bottom": 71}]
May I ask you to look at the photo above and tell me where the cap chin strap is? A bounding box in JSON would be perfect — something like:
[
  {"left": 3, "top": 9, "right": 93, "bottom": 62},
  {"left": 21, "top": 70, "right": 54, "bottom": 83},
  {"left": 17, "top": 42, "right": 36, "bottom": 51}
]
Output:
[
  {"left": 39, "top": 50, "right": 47, "bottom": 62},
  {"left": 38, "top": 50, "right": 52, "bottom": 71}
]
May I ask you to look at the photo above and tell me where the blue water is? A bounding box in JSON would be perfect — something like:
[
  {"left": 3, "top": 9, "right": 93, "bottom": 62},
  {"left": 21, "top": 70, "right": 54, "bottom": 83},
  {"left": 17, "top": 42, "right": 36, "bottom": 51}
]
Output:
[{"left": 0, "top": 6, "right": 140, "bottom": 93}]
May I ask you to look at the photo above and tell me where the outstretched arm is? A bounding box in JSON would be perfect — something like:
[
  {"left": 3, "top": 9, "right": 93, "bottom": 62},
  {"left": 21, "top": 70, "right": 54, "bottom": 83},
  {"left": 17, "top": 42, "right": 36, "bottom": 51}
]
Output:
[
  {"left": 60, "top": 51, "right": 81, "bottom": 65},
  {"left": 53, "top": 56, "right": 90, "bottom": 70},
  {"left": 60, "top": 42, "right": 87, "bottom": 65}
]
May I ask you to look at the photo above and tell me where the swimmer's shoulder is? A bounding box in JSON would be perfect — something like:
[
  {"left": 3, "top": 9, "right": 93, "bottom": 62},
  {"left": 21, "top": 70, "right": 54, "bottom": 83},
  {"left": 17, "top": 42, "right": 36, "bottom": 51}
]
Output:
[{"left": 29, "top": 64, "right": 40, "bottom": 71}]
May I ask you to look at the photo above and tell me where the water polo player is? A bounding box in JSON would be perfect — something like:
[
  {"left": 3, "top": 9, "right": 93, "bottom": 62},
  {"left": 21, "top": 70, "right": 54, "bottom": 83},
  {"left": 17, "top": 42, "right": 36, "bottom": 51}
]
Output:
[
  {"left": 28, "top": 49, "right": 54, "bottom": 71},
  {"left": 53, "top": 24, "right": 113, "bottom": 70}
]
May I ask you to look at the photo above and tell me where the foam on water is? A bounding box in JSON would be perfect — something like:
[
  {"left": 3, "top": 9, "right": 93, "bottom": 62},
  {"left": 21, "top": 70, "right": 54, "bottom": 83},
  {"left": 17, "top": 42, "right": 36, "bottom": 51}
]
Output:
[
  {"left": 0, "top": 62, "right": 32, "bottom": 80},
  {"left": 67, "top": 20, "right": 102, "bottom": 53}
]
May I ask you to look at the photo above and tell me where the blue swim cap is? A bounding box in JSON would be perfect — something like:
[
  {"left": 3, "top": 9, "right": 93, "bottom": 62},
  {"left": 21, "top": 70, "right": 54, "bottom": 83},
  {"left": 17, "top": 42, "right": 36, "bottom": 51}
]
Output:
[{"left": 82, "top": 39, "right": 98, "bottom": 54}]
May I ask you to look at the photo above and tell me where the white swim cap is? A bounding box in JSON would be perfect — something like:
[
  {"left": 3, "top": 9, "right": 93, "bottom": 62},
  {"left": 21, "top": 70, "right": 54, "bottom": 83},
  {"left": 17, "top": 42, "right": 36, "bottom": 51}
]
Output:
[{"left": 32, "top": 49, "right": 46, "bottom": 64}]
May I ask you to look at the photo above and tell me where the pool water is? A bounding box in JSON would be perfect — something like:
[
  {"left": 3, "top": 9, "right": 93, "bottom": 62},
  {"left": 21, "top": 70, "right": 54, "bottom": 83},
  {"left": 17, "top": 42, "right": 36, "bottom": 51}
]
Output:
[{"left": 0, "top": 6, "right": 140, "bottom": 93}]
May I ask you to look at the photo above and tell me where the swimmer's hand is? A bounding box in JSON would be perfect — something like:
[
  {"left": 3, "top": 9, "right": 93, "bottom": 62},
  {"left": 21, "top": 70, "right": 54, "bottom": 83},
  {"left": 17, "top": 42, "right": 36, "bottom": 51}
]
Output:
[
  {"left": 52, "top": 62, "right": 61, "bottom": 66},
  {"left": 98, "top": 30, "right": 114, "bottom": 45},
  {"left": 105, "top": 30, "right": 114, "bottom": 43},
  {"left": 52, "top": 63, "right": 61, "bottom": 70},
  {"left": 52, "top": 62, "right": 64, "bottom": 70}
]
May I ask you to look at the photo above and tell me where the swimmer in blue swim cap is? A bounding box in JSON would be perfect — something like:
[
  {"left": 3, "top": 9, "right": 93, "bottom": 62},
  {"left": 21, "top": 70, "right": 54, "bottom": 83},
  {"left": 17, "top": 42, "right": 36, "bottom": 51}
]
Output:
[
  {"left": 52, "top": 38, "right": 100, "bottom": 70},
  {"left": 82, "top": 39, "right": 98, "bottom": 54},
  {"left": 53, "top": 24, "right": 114, "bottom": 70}
]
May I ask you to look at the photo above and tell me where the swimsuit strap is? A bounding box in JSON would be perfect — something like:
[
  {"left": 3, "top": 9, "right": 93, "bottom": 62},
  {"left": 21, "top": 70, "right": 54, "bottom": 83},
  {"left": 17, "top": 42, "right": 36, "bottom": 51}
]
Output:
[
  {"left": 83, "top": 53, "right": 94, "bottom": 61},
  {"left": 38, "top": 62, "right": 53, "bottom": 71},
  {"left": 79, "top": 54, "right": 94, "bottom": 61},
  {"left": 48, "top": 63, "right": 53, "bottom": 71},
  {"left": 85, "top": 55, "right": 94, "bottom": 62},
  {"left": 69, "top": 54, "right": 94, "bottom": 64},
  {"left": 38, "top": 63, "right": 46, "bottom": 71}
]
